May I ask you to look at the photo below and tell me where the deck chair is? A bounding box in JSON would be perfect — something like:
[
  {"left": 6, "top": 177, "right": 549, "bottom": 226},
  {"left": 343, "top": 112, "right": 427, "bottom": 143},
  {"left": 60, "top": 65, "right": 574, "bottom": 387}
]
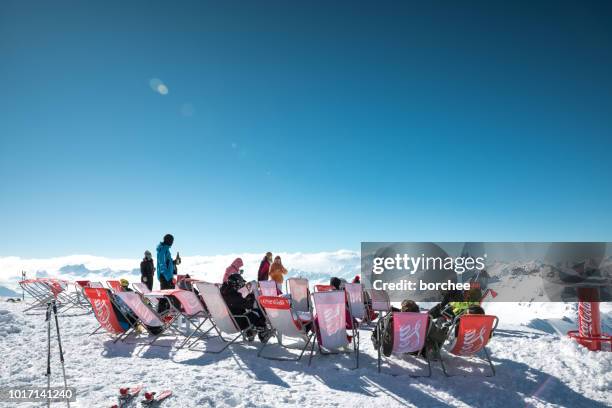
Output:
[
  {"left": 439, "top": 314, "right": 499, "bottom": 377},
  {"left": 83, "top": 287, "right": 131, "bottom": 340},
  {"left": 158, "top": 289, "right": 219, "bottom": 349},
  {"left": 107, "top": 280, "right": 124, "bottom": 292},
  {"left": 309, "top": 290, "right": 359, "bottom": 368},
  {"left": 286, "top": 278, "right": 310, "bottom": 313},
  {"left": 20, "top": 279, "right": 57, "bottom": 312},
  {"left": 257, "top": 296, "right": 314, "bottom": 361},
  {"left": 344, "top": 283, "right": 366, "bottom": 321},
  {"left": 258, "top": 280, "right": 279, "bottom": 297},
  {"left": 314, "top": 284, "right": 334, "bottom": 292},
  {"left": 377, "top": 312, "right": 431, "bottom": 376},
  {"left": 115, "top": 291, "right": 179, "bottom": 346},
  {"left": 190, "top": 282, "right": 255, "bottom": 353},
  {"left": 132, "top": 282, "right": 152, "bottom": 295}
]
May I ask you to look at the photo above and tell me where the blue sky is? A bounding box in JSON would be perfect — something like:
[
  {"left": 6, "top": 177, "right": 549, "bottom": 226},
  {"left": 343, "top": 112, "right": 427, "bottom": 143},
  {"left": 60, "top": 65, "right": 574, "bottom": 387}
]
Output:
[{"left": 1, "top": 1, "right": 612, "bottom": 258}]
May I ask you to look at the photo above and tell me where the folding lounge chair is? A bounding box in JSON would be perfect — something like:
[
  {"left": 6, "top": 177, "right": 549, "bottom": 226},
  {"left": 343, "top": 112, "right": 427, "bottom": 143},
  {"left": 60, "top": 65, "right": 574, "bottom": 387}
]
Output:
[
  {"left": 344, "top": 283, "right": 366, "bottom": 322},
  {"left": 157, "top": 289, "right": 219, "bottom": 349},
  {"left": 258, "top": 280, "right": 279, "bottom": 297},
  {"left": 132, "top": 282, "right": 152, "bottom": 295},
  {"left": 107, "top": 280, "right": 124, "bottom": 292},
  {"left": 377, "top": 312, "right": 431, "bottom": 376},
  {"left": 439, "top": 314, "right": 499, "bottom": 377},
  {"left": 83, "top": 287, "right": 133, "bottom": 341},
  {"left": 257, "top": 296, "right": 314, "bottom": 361},
  {"left": 115, "top": 291, "right": 180, "bottom": 346},
  {"left": 286, "top": 278, "right": 311, "bottom": 313},
  {"left": 309, "top": 290, "right": 359, "bottom": 368},
  {"left": 20, "top": 279, "right": 56, "bottom": 313},
  {"left": 190, "top": 282, "right": 256, "bottom": 353}
]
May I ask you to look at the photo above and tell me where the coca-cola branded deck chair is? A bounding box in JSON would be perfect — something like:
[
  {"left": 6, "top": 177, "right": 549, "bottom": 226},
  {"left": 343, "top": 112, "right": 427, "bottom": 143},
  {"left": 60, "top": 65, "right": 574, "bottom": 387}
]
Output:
[
  {"left": 114, "top": 291, "right": 180, "bottom": 346},
  {"left": 344, "top": 283, "right": 366, "bottom": 322},
  {"left": 107, "top": 280, "right": 124, "bottom": 293},
  {"left": 190, "top": 282, "right": 255, "bottom": 353},
  {"left": 257, "top": 296, "right": 314, "bottom": 361},
  {"left": 286, "top": 278, "right": 311, "bottom": 314},
  {"left": 83, "top": 287, "right": 133, "bottom": 341},
  {"left": 132, "top": 282, "right": 151, "bottom": 295},
  {"left": 20, "top": 278, "right": 88, "bottom": 314},
  {"left": 309, "top": 290, "right": 360, "bottom": 369},
  {"left": 376, "top": 312, "right": 432, "bottom": 377},
  {"left": 258, "top": 280, "right": 279, "bottom": 297},
  {"left": 439, "top": 314, "right": 499, "bottom": 377},
  {"left": 150, "top": 289, "right": 218, "bottom": 349}
]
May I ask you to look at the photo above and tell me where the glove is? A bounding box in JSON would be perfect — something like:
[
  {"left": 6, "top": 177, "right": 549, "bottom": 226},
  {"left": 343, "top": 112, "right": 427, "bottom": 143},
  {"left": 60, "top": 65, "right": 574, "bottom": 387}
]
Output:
[{"left": 143, "top": 276, "right": 148, "bottom": 282}]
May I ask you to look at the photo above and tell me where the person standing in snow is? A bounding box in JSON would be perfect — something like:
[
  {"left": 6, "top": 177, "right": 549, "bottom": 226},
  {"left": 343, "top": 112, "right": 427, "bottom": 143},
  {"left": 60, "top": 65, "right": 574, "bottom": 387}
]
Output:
[
  {"left": 257, "top": 252, "right": 273, "bottom": 281},
  {"left": 268, "top": 256, "right": 287, "bottom": 290},
  {"left": 223, "top": 257, "right": 244, "bottom": 283},
  {"left": 157, "top": 233, "right": 179, "bottom": 313},
  {"left": 140, "top": 250, "right": 156, "bottom": 291}
]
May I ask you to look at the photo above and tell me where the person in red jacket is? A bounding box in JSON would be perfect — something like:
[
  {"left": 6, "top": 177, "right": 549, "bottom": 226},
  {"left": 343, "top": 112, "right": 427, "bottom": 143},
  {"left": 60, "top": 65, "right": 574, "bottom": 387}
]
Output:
[{"left": 257, "top": 252, "right": 273, "bottom": 281}]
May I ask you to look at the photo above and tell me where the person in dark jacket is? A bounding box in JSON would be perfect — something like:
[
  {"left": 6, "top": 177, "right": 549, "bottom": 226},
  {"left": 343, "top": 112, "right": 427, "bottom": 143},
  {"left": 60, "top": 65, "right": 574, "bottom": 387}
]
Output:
[
  {"left": 140, "top": 250, "right": 156, "bottom": 291},
  {"left": 257, "top": 252, "right": 273, "bottom": 281},
  {"left": 371, "top": 299, "right": 420, "bottom": 357},
  {"left": 220, "top": 273, "right": 271, "bottom": 342}
]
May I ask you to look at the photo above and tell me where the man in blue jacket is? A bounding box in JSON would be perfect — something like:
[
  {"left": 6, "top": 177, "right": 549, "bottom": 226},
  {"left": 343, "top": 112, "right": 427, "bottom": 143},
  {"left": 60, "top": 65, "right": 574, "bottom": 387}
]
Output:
[{"left": 157, "top": 233, "right": 178, "bottom": 313}]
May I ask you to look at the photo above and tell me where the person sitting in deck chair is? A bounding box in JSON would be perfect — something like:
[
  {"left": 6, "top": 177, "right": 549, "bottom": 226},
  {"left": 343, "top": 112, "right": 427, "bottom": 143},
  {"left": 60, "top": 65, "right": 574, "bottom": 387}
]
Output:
[
  {"left": 426, "top": 303, "right": 486, "bottom": 356},
  {"left": 220, "top": 273, "right": 272, "bottom": 342},
  {"left": 371, "top": 299, "right": 421, "bottom": 357}
]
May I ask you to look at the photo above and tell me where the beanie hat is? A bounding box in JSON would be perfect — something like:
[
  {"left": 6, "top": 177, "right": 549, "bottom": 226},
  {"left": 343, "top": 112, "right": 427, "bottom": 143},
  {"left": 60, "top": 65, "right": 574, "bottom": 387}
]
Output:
[{"left": 163, "top": 234, "right": 174, "bottom": 246}]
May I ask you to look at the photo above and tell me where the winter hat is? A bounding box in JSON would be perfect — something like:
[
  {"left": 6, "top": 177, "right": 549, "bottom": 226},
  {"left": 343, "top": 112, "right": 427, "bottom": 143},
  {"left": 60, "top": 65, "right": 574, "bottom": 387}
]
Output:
[
  {"left": 401, "top": 299, "right": 419, "bottom": 313},
  {"left": 144, "top": 250, "right": 152, "bottom": 259},
  {"left": 163, "top": 234, "right": 174, "bottom": 246},
  {"left": 227, "top": 273, "right": 246, "bottom": 290},
  {"left": 352, "top": 275, "right": 361, "bottom": 283},
  {"left": 330, "top": 277, "right": 342, "bottom": 290},
  {"left": 120, "top": 278, "right": 129, "bottom": 288}
]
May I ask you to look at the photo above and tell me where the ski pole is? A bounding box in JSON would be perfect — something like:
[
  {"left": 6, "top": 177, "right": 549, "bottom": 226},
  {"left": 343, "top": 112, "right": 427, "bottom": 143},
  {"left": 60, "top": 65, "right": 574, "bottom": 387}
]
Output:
[
  {"left": 46, "top": 302, "right": 52, "bottom": 408},
  {"left": 52, "top": 301, "right": 70, "bottom": 408}
]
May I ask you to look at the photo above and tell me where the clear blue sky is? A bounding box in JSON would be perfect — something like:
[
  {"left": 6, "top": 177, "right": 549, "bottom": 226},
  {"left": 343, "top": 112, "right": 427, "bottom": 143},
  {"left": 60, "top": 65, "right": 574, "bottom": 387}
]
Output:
[{"left": 1, "top": 1, "right": 611, "bottom": 258}]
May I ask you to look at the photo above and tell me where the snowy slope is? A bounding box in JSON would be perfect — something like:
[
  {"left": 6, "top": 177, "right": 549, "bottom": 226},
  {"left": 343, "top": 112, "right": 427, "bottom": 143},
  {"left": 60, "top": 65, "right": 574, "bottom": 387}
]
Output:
[{"left": 0, "top": 300, "right": 610, "bottom": 408}]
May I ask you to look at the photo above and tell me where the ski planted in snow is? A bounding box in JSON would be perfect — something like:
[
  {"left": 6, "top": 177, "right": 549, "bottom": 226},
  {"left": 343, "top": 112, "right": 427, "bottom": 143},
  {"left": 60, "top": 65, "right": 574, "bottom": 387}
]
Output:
[{"left": 141, "top": 390, "right": 172, "bottom": 406}]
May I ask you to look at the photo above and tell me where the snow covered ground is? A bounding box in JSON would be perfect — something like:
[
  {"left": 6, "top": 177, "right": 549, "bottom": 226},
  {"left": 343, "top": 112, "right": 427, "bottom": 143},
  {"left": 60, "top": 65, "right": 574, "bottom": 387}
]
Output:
[
  {"left": 0, "top": 298, "right": 610, "bottom": 407},
  {"left": 0, "top": 253, "right": 610, "bottom": 407}
]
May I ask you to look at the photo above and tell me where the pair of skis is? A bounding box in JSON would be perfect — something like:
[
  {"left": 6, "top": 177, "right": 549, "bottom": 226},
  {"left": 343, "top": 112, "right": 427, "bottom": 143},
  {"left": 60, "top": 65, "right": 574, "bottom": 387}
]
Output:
[{"left": 110, "top": 385, "right": 172, "bottom": 407}]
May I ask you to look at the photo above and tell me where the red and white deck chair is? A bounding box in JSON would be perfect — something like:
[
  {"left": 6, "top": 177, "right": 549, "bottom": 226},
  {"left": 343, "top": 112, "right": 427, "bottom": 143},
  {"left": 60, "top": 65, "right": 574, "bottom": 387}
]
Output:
[
  {"left": 83, "top": 287, "right": 132, "bottom": 341},
  {"left": 20, "top": 278, "right": 57, "bottom": 313},
  {"left": 439, "top": 314, "right": 499, "bottom": 377},
  {"left": 190, "top": 282, "right": 256, "bottom": 353},
  {"left": 257, "top": 296, "right": 314, "bottom": 361},
  {"left": 132, "top": 282, "right": 151, "bottom": 295},
  {"left": 286, "top": 278, "right": 311, "bottom": 313},
  {"left": 258, "top": 280, "right": 279, "bottom": 297},
  {"left": 20, "top": 278, "right": 86, "bottom": 314},
  {"left": 309, "top": 290, "right": 359, "bottom": 368},
  {"left": 155, "top": 289, "right": 219, "bottom": 349},
  {"left": 106, "top": 280, "right": 124, "bottom": 292},
  {"left": 344, "top": 283, "right": 366, "bottom": 322},
  {"left": 115, "top": 291, "right": 180, "bottom": 346},
  {"left": 377, "top": 312, "right": 432, "bottom": 376}
]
